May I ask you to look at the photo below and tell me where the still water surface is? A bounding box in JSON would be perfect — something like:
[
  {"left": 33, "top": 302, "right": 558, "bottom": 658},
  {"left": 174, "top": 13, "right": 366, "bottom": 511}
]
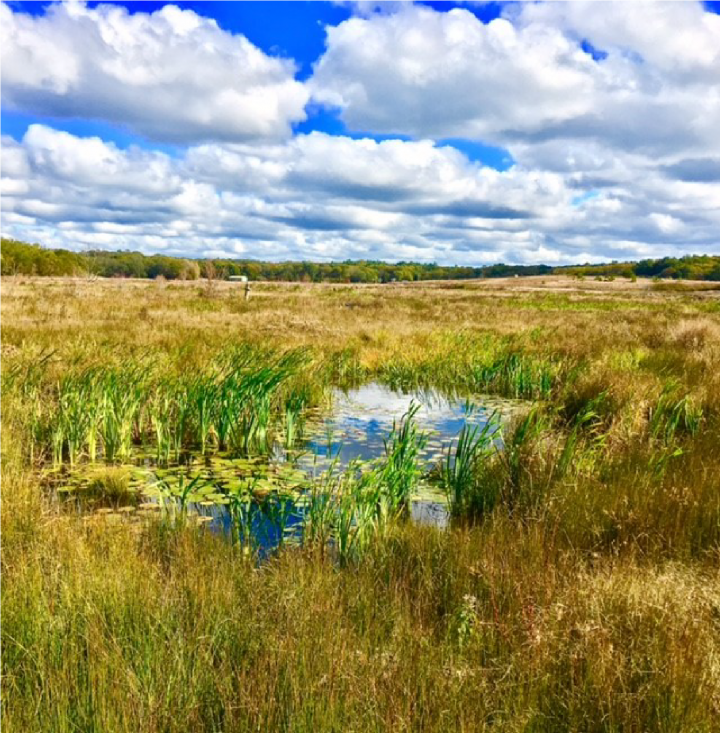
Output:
[
  {"left": 58, "top": 383, "right": 523, "bottom": 548},
  {"left": 193, "top": 383, "right": 520, "bottom": 537}
]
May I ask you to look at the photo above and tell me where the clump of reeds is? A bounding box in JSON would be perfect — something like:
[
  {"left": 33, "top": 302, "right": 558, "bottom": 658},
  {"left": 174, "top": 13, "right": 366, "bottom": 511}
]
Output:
[
  {"left": 649, "top": 379, "right": 703, "bottom": 444},
  {"left": 86, "top": 467, "right": 135, "bottom": 507},
  {"left": 34, "top": 346, "right": 313, "bottom": 466},
  {"left": 440, "top": 416, "right": 498, "bottom": 516}
]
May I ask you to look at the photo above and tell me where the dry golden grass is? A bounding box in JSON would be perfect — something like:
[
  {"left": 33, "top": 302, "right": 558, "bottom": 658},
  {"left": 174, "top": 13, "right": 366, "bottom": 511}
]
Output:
[{"left": 2, "top": 274, "right": 720, "bottom": 731}]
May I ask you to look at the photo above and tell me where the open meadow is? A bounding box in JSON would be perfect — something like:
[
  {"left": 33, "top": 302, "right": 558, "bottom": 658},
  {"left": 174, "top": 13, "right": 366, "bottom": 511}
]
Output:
[{"left": 2, "top": 275, "right": 720, "bottom": 732}]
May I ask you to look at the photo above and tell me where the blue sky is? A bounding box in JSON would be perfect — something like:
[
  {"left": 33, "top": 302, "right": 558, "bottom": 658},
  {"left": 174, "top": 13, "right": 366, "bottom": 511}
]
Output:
[
  {"left": 5, "top": 1, "right": 507, "bottom": 79},
  {"left": 2, "top": 1, "right": 719, "bottom": 264}
]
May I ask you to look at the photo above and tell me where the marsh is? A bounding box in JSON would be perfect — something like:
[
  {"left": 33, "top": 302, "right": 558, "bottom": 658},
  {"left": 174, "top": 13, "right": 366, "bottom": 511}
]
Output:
[{"left": 2, "top": 275, "right": 720, "bottom": 732}]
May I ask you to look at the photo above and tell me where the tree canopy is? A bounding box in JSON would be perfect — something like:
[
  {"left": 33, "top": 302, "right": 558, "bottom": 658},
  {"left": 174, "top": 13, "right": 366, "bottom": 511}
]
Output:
[{"left": 2, "top": 238, "right": 718, "bottom": 282}]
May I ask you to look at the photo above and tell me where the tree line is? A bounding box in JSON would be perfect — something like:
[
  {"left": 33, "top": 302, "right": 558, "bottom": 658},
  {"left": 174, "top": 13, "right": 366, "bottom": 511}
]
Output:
[
  {"left": 0, "top": 238, "right": 552, "bottom": 281},
  {"left": 562, "top": 255, "right": 720, "bottom": 281},
  {"left": 2, "top": 238, "right": 718, "bottom": 282}
]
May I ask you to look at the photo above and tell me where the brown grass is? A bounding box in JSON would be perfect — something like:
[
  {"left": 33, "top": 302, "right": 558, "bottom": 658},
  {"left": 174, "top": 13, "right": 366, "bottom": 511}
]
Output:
[{"left": 2, "top": 275, "right": 720, "bottom": 731}]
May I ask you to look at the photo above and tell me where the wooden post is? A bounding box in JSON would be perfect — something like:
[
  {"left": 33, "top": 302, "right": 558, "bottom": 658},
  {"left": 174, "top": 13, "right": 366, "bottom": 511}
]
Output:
[{"left": 229, "top": 274, "right": 250, "bottom": 300}]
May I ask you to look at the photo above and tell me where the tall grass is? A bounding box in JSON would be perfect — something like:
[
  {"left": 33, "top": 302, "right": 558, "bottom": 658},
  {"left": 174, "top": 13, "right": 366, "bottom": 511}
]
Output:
[
  {"left": 649, "top": 379, "right": 704, "bottom": 444},
  {"left": 3, "top": 276, "right": 720, "bottom": 731},
  {"left": 28, "top": 347, "right": 313, "bottom": 466},
  {"left": 381, "top": 335, "right": 565, "bottom": 400},
  {"left": 441, "top": 416, "right": 498, "bottom": 515},
  {"left": 3, "top": 502, "right": 718, "bottom": 731},
  {"left": 378, "top": 402, "right": 427, "bottom": 516}
]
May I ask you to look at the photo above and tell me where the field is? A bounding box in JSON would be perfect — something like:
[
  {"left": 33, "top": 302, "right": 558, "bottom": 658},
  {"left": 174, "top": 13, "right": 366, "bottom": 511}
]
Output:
[{"left": 2, "top": 274, "right": 720, "bottom": 732}]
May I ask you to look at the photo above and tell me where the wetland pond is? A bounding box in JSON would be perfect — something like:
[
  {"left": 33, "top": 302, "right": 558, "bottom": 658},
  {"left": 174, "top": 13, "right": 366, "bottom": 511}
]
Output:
[{"left": 52, "top": 382, "right": 524, "bottom": 551}]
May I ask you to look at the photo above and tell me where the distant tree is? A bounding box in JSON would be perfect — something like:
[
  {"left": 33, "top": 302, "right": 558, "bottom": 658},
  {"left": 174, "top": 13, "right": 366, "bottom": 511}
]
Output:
[
  {"left": 180, "top": 259, "right": 201, "bottom": 280},
  {"left": 203, "top": 259, "right": 217, "bottom": 281}
]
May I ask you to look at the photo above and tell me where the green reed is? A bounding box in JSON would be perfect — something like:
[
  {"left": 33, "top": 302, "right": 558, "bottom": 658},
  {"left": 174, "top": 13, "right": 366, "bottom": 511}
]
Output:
[
  {"left": 378, "top": 402, "right": 427, "bottom": 516},
  {"left": 188, "top": 375, "right": 217, "bottom": 455},
  {"left": 222, "top": 479, "right": 261, "bottom": 552},
  {"left": 649, "top": 380, "right": 704, "bottom": 445},
  {"left": 283, "top": 390, "right": 309, "bottom": 448},
  {"left": 35, "top": 347, "right": 312, "bottom": 466},
  {"left": 301, "top": 484, "right": 337, "bottom": 551},
  {"left": 99, "top": 368, "right": 147, "bottom": 462},
  {"left": 441, "top": 415, "right": 499, "bottom": 516}
]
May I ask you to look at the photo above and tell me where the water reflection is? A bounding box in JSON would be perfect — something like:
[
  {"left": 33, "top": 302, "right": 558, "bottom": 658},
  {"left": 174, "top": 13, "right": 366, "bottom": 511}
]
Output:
[
  {"left": 56, "top": 383, "right": 523, "bottom": 547},
  {"left": 302, "top": 383, "right": 508, "bottom": 474},
  {"left": 288, "top": 383, "right": 515, "bottom": 532}
]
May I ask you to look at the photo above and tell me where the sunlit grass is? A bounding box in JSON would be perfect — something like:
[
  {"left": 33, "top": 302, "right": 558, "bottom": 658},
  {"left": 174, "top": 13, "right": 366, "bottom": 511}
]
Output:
[{"left": 2, "top": 275, "right": 720, "bottom": 731}]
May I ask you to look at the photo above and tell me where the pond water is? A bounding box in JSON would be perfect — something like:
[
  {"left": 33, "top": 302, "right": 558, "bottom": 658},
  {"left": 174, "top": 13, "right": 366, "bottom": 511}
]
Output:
[
  {"left": 52, "top": 382, "right": 524, "bottom": 549},
  {"left": 298, "top": 382, "right": 510, "bottom": 472},
  {"left": 291, "top": 383, "right": 515, "bottom": 529}
]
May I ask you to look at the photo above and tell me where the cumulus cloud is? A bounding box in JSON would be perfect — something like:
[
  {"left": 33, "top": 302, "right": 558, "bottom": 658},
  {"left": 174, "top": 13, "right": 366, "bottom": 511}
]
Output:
[
  {"left": 515, "top": 1, "right": 720, "bottom": 80},
  {"left": 3, "top": 124, "right": 719, "bottom": 265},
  {"left": 1, "top": 2, "right": 309, "bottom": 142},
  {"left": 304, "top": 1, "right": 720, "bottom": 261},
  {"left": 2, "top": 1, "right": 719, "bottom": 264},
  {"left": 2, "top": 125, "right": 565, "bottom": 261},
  {"left": 310, "top": 3, "right": 720, "bottom": 160},
  {"left": 311, "top": 8, "right": 601, "bottom": 140}
]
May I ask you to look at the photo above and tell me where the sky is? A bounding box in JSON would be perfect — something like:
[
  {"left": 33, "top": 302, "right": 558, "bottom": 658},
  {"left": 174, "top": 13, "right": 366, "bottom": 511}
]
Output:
[{"left": 1, "top": 1, "right": 720, "bottom": 266}]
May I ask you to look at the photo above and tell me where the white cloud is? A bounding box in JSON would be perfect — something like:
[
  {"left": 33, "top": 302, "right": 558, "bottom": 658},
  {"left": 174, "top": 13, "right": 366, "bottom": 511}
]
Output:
[
  {"left": 516, "top": 1, "right": 720, "bottom": 79},
  {"left": 21, "top": 125, "right": 180, "bottom": 194},
  {"left": 311, "top": 8, "right": 603, "bottom": 141},
  {"left": 2, "top": 2, "right": 719, "bottom": 264},
  {"left": 1, "top": 2, "right": 309, "bottom": 142},
  {"left": 0, "top": 126, "right": 520, "bottom": 260},
  {"left": 1, "top": 136, "right": 28, "bottom": 166},
  {"left": 187, "top": 132, "right": 565, "bottom": 220},
  {"left": 303, "top": 1, "right": 720, "bottom": 261},
  {"left": 3, "top": 124, "right": 719, "bottom": 265},
  {"left": 310, "top": 3, "right": 720, "bottom": 161}
]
